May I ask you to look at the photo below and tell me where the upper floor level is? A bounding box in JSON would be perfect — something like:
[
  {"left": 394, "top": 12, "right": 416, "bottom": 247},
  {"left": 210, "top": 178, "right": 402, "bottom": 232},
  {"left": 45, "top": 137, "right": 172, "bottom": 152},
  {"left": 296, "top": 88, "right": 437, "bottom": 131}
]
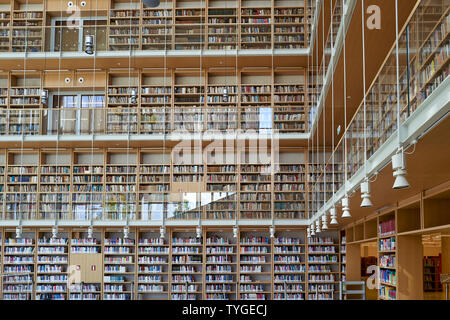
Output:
[{"left": 0, "top": 0, "right": 316, "bottom": 53}]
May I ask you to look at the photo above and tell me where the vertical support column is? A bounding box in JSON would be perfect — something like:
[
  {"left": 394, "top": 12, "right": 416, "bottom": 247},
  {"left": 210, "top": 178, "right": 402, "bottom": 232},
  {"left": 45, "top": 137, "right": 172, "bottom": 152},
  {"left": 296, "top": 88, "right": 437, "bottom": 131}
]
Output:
[
  {"left": 397, "top": 235, "right": 423, "bottom": 300},
  {"left": 441, "top": 235, "right": 450, "bottom": 275},
  {"left": 346, "top": 243, "right": 361, "bottom": 281}
]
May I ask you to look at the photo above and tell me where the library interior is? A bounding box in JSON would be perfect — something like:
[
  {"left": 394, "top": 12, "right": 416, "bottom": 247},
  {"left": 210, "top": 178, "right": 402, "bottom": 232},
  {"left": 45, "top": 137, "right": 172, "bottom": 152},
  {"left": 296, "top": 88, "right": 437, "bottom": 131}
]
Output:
[{"left": 0, "top": 0, "right": 448, "bottom": 301}]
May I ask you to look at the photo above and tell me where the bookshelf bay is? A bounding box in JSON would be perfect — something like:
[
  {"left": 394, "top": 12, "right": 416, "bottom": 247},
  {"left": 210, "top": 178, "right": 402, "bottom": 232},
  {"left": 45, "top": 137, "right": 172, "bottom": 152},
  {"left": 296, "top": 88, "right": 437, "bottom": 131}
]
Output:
[{"left": 0, "top": 226, "right": 342, "bottom": 300}]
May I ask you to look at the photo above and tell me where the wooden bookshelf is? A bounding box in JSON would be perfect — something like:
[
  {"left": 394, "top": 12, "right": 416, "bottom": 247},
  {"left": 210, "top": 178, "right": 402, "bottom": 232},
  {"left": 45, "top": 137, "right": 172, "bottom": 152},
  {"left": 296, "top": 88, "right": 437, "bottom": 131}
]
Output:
[
  {"left": 378, "top": 211, "right": 397, "bottom": 300},
  {"left": 72, "top": 151, "right": 104, "bottom": 220},
  {"left": 103, "top": 230, "right": 135, "bottom": 300},
  {"left": 0, "top": 147, "right": 317, "bottom": 221},
  {"left": 0, "top": 69, "right": 311, "bottom": 135},
  {"left": 340, "top": 230, "right": 346, "bottom": 282},
  {"left": 137, "top": 230, "right": 169, "bottom": 300},
  {"left": 0, "top": 226, "right": 354, "bottom": 300},
  {"left": 423, "top": 255, "right": 442, "bottom": 292},
  {"left": 6, "top": 151, "right": 39, "bottom": 220},
  {"left": 239, "top": 229, "right": 272, "bottom": 300},
  {"left": 105, "top": 151, "right": 138, "bottom": 220},
  {"left": 0, "top": 0, "right": 315, "bottom": 53},
  {"left": 204, "top": 229, "right": 237, "bottom": 300},
  {"left": 174, "top": 0, "right": 206, "bottom": 51},
  {"left": 39, "top": 152, "right": 71, "bottom": 220},
  {"left": 272, "top": 229, "right": 306, "bottom": 300},
  {"left": 142, "top": 0, "right": 173, "bottom": 50},
  {"left": 407, "top": 7, "right": 449, "bottom": 117},
  {"left": 140, "top": 72, "right": 172, "bottom": 134},
  {"left": 170, "top": 229, "right": 203, "bottom": 300},
  {"left": 108, "top": 1, "right": 141, "bottom": 51},
  {"left": 11, "top": 0, "right": 44, "bottom": 52},
  {"left": 2, "top": 230, "right": 35, "bottom": 300},
  {"left": 274, "top": 70, "right": 308, "bottom": 133},
  {"left": 239, "top": 164, "right": 272, "bottom": 219},
  {"left": 207, "top": 0, "right": 237, "bottom": 50},
  {"left": 0, "top": 2, "right": 11, "bottom": 52},
  {"left": 274, "top": 0, "right": 306, "bottom": 49},
  {"left": 35, "top": 230, "right": 68, "bottom": 300},
  {"left": 240, "top": 2, "right": 272, "bottom": 50},
  {"left": 139, "top": 150, "right": 170, "bottom": 221},
  {"left": 307, "top": 232, "right": 340, "bottom": 300}
]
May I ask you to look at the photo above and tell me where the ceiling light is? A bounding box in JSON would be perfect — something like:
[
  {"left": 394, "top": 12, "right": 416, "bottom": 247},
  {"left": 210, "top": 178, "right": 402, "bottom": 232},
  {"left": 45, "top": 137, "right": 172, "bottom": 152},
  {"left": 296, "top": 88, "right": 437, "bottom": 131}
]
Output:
[
  {"left": 87, "top": 226, "right": 93, "bottom": 239},
  {"left": 269, "top": 225, "right": 275, "bottom": 238},
  {"left": 360, "top": 179, "right": 373, "bottom": 208},
  {"left": 223, "top": 87, "right": 228, "bottom": 102},
  {"left": 341, "top": 196, "right": 351, "bottom": 218},
  {"left": 130, "top": 89, "right": 138, "bottom": 104},
  {"left": 392, "top": 151, "right": 410, "bottom": 189},
  {"left": 160, "top": 226, "right": 166, "bottom": 239},
  {"left": 123, "top": 226, "right": 129, "bottom": 239},
  {"left": 322, "top": 214, "right": 328, "bottom": 230},
  {"left": 315, "top": 220, "right": 321, "bottom": 233},
  {"left": 16, "top": 226, "right": 22, "bottom": 239},
  {"left": 52, "top": 226, "right": 58, "bottom": 239},
  {"left": 41, "top": 89, "right": 48, "bottom": 105},
  {"left": 330, "top": 207, "right": 338, "bottom": 225},
  {"left": 196, "top": 225, "right": 202, "bottom": 238},
  {"left": 233, "top": 224, "right": 238, "bottom": 238}
]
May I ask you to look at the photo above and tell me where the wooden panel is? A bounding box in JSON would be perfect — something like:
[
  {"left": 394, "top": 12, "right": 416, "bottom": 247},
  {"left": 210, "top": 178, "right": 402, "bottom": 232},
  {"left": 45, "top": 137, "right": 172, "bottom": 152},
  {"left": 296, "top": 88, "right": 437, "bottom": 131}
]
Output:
[
  {"left": 346, "top": 244, "right": 361, "bottom": 281},
  {"left": 84, "top": 254, "right": 103, "bottom": 283},
  {"left": 74, "top": 71, "right": 106, "bottom": 88},
  {"left": 397, "top": 235, "right": 423, "bottom": 300},
  {"left": 442, "top": 236, "right": 450, "bottom": 274},
  {"left": 423, "top": 199, "right": 450, "bottom": 229},
  {"left": 70, "top": 253, "right": 103, "bottom": 283},
  {"left": 364, "top": 219, "right": 377, "bottom": 239},
  {"left": 43, "top": 71, "right": 75, "bottom": 88},
  {"left": 346, "top": 227, "right": 354, "bottom": 243},
  {"left": 46, "top": 0, "right": 73, "bottom": 11},
  {"left": 397, "top": 208, "right": 421, "bottom": 233},
  {"left": 355, "top": 224, "right": 364, "bottom": 241},
  {"left": 77, "top": 0, "right": 109, "bottom": 11}
]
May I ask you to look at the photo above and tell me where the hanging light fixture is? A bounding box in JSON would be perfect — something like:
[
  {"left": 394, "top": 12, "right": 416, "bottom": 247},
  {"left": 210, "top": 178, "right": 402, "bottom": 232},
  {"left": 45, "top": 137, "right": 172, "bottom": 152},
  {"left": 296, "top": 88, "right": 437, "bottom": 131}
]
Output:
[
  {"left": 315, "top": 220, "right": 321, "bottom": 233},
  {"left": 222, "top": 87, "right": 228, "bottom": 102},
  {"left": 322, "top": 214, "right": 328, "bottom": 230},
  {"left": 269, "top": 225, "right": 275, "bottom": 239},
  {"left": 310, "top": 224, "right": 316, "bottom": 236},
  {"left": 307, "top": 227, "right": 311, "bottom": 238},
  {"left": 130, "top": 89, "right": 138, "bottom": 104},
  {"left": 51, "top": 225, "right": 58, "bottom": 239},
  {"left": 330, "top": 207, "right": 338, "bottom": 225},
  {"left": 87, "top": 226, "right": 94, "bottom": 239},
  {"left": 41, "top": 89, "right": 48, "bottom": 105},
  {"left": 360, "top": 178, "right": 373, "bottom": 207},
  {"left": 196, "top": 224, "right": 202, "bottom": 238},
  {"left": 85, "top": 35, "right": 94, "bottom": 55},
  {"left": 123, "top": 226, "right": 129, "bottom": 239},
  {"left": 233, "top": 224, "right": 238, "bottom": 239},
  {"left": 392, "top": 150, "right": 410, "bottom": 189},
  {"left": 160, "top": 225, "right": 166, "bottom": 239},
  {"left": 15, "top": 226, "right": 22, "bottom": 239},
  {"left": 142, "top": 0, "right": 160, "bottom": 8},
  {"left": 341, "top": 196, "right": 351, "bottom": 218}
]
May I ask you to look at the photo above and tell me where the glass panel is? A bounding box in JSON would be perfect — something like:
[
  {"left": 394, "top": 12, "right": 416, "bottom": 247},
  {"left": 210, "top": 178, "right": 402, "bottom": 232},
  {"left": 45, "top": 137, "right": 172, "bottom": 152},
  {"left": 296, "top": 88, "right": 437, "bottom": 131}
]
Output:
[{"left": 53, "top": 21, "right": 80, "bottom": 52}]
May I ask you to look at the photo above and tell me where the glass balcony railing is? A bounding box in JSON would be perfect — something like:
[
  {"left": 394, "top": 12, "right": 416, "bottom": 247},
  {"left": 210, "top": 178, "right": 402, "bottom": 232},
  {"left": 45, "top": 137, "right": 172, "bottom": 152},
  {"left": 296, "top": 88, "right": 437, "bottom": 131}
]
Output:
[
  {"left": 311, "top": 0, "right": 450, "bottom": 212},
  {"left": 0, "top": 106, "right": 310, "bottom": 136}
]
